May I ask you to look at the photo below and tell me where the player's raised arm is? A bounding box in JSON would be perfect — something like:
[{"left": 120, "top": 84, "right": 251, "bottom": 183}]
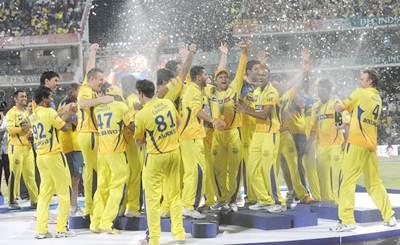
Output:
[
  {"left": 217, "top": 42, "right": 229, "bottom": 70},
  {"left": 231, "top": 40, "right": 251, "bottom": 92},
  {"left": 85, "top": 43, "right": 99, "bottom": 75},
  {"left": 179, "top": 43, "right": 197, "bottom": 81}
]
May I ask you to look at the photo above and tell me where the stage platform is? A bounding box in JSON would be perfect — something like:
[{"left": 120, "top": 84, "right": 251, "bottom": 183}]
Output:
[{"left": 0, "top": 193, "right": 399, "bottom": 245}]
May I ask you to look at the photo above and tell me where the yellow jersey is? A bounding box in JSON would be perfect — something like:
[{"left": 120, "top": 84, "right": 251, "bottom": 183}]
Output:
[
  {"left": 179, "top": 82, "right": 206, "bottom": 140},
  {"left": 77, "top": 78, "right": 98, "bottom": 133},
  {"left": 279, "top": 88, "right": 305, "bottom": 134},
  {"left": 57, "top": 100, "right": 80, "bottom": 153},
  {"left": 341, "top": 87, "right": 382, "bottom": 151},
  {"left": 165, "top": 76, "right": 183, "bottom": 103},
  {"left": 254, "top": 83, "right": 281, "bottom": 133},
  {"left": 31, "top": 106, "right": 66, "bottom": 155},
  {"left": 124, "top": 93, "right": 140, "bottom": 142},
  {"left": 316, "top": 99, "right": 344, "bottom": 146},
  {"left": 6, "top": 106, "right": 31, "bottom": 146},
  {"left": 240, "top": 81, "right": 257, "bottom": 131},
  {"left": 94, "top": 101, "right": 130, "bottom": 154},
  {"left": 205, "top": 52, "right": 247, "bottom": 130},
  {"left": 135, "top": 98, "right": 180, "bottom": 154},
  {"left": 305, "top": 100, "right": 320, "bottom": 138}
]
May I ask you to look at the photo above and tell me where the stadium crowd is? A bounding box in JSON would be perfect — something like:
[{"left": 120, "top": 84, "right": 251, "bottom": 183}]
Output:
[
  {"left": 242, "top": 0, "right": 400, "bottom": 21},
  {"left": 0, "top": 0, "right": 84, "bottom": 37}
]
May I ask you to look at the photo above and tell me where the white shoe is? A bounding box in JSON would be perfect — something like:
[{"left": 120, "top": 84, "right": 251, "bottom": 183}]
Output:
[
  {"left": 330, "top": 223, "right": 357, "bottom": 232},
  {"left": 248, "top": 203, "right": 268, "bottom": 211},
  {"left": 211, "top": 202, "right": 229, "bottom": 211},
  {"left": 210, "top": 202, "right": 226, "bottom": 211},
  {"left": 35, "top": 232, "right": 53, "bottom": 239},
  {"left": 125, "top": 210, "right": 144, "bottom": 218},
  {"left": 182, "top": 209, "right": 206, "bottom": 219},
  {"left": 384, "top": 216, "right": 397, "bottom": 227},
  {"left": 266, "top": 205, "right": 285, "bottom": 213},
  {"left": 55, "top": 230, "right": 76, "bottom": 238},
  {"left": 229, "top": 203, "right": 239, "bottom": 212}
]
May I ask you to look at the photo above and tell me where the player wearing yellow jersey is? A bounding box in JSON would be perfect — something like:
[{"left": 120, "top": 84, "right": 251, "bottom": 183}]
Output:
[
  {"left": 332, "top": 70, "right": 397, "bottom": 232},
  {"left": 240, "top": 60, "right": 262, "bottom": 205},
  {"left": 6, "top": 90, "right": 38, "bottom": 209},
  {"left": 303, "top": 97, "right": 321, "bottom": 202},
  {"left": 31, "top": 87, "right": 74, "bottom": 239},
  {"left": 134, "top": 80, "right": 186, "bottom": 245},
  {"left": 206, "top": 41, "right": 249, "bottom": 212},
  {"left": 278, "top": 71, "right": 314, "bottom": 205},
  {"left": 77, "top": 67, "right": 114, "bottom": 216},
  {"left": 58, "top": 83, "right": 84, "bottom": 215},
  {"left": 201, "top": 43, "right": 230, "bottom": 210},
  {"left": 156, "top": 44, "right": 196, "bottom": 217},
  {"left": 180, "top": 66, "right": 225, "bottom": 219},
  {"left": 312, "top": 80, "right": 345, "bottom": 202},
  {"left": 90, "top": 84, "right": 132, "bottom": 233},
  {"left": 239, "top": 67, "right": 285, "bottom": 212},
  {"left": 119, "top": 77, "right": 144, "bottom": 217}
]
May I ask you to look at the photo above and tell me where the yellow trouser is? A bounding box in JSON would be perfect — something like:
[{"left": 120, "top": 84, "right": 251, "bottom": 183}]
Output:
[
  {"left": 8, "top": 144, "right": 38, "bottom": 205},
  {"left": 36, "top": 153, "right": 71, "bottom": 234},
  {"left": 279, "top": 131, "right": 308, "bottom": 199},
  {"left": 241, "top": 124, "right": 256, "bottom": 203},
  {"left": 204, "top": 128, "right": 216, "bottom": 206},
  {"left": 91, "top": 152, "right": 129, "bottom": 230},
  {"left": 317, "top": 145, "right": 342, "bottom": 202},
  {"left": 212, "top": 128, "right": 242, "bottom": 204},
  {"left": 78, "top": 132, "right": 98, "bottom": 216},
  {"left": 339, "top": 144, "right": 394, "bottom": 224},
  {"left": 125, "top": 141, "right": 143, "bottom": 214},
  {"left": 180, "top": 139, "right": 206, "bottom": 210},
  {"left": 143, "top": 149, "right": 185, "bottom": 245},
  {"left": 332, "top": 147, "right": 344, "bottom": 204},
  {"left": 248, "top": 132, "right": 284, "bottom": 205},
  {"left": 303, "top": 140, "right": 321, "bottom": 201}
]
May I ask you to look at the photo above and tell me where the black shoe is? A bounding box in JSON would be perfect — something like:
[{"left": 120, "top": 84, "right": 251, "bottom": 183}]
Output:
[{"left": 9, "top": 202, "right": 21, "bottom": 210}]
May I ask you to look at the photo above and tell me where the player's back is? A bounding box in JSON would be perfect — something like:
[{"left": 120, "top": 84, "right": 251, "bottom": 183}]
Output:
[
  {"left": 31, "top": 106, "right": 65, "bottom": 155},
  {"left": 347, "top": 88, "right": 382, "bottom": 151},
  {"left": 77, "top": 80, "right": 98, "bottom": 133},
  {"left": 136, "top": 98, "right": 179, "bottom": 154},
  {"left": 94, "top": 100, "right": 128, "bottom": 154}
]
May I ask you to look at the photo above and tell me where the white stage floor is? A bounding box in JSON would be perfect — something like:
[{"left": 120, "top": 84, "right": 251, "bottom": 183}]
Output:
[{"left": 0, "top": 193, "right": 399, "bottom": 245}]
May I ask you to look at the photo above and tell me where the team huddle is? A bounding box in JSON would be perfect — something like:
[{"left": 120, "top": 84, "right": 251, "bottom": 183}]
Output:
[{"left": 3, "top": 41, "right": 397, "bottom": 244}]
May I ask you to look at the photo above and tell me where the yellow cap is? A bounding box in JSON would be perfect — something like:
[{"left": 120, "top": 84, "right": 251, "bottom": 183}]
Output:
[{"left": 214, "top": 68, "right": 230, "bottom": 79}]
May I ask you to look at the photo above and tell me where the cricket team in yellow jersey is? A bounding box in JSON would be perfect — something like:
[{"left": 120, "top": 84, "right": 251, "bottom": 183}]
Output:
[{"left": 4, "top": 42, "right": 397, "bottom": 243}]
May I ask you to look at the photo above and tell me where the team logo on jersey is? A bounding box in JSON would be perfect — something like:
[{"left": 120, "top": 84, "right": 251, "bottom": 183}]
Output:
[
  {"left": 232, "top": 147, "right": 239, "bottom": 154},
  {"left": 15, "top": 159, "right": 20, "bottom": 165}
]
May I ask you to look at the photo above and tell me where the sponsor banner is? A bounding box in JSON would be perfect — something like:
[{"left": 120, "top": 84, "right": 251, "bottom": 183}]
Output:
[
  {"left": 233, "top": 16, "right": 399, "bottom": 35},
  {"left": 0, "top": 73, "right": 74, "bottom": 86},
  {"left": 378, "top": 145, "right": 399, "bottom": 157},
  {"left": 351, "top": 16, "right": 400, "bottom": 27},
  {"left": 0, "top": 33, "right": 80, "bottom": 47},
  {"left": 0, "top": 75, "right": 40, "bottom": 85}
]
